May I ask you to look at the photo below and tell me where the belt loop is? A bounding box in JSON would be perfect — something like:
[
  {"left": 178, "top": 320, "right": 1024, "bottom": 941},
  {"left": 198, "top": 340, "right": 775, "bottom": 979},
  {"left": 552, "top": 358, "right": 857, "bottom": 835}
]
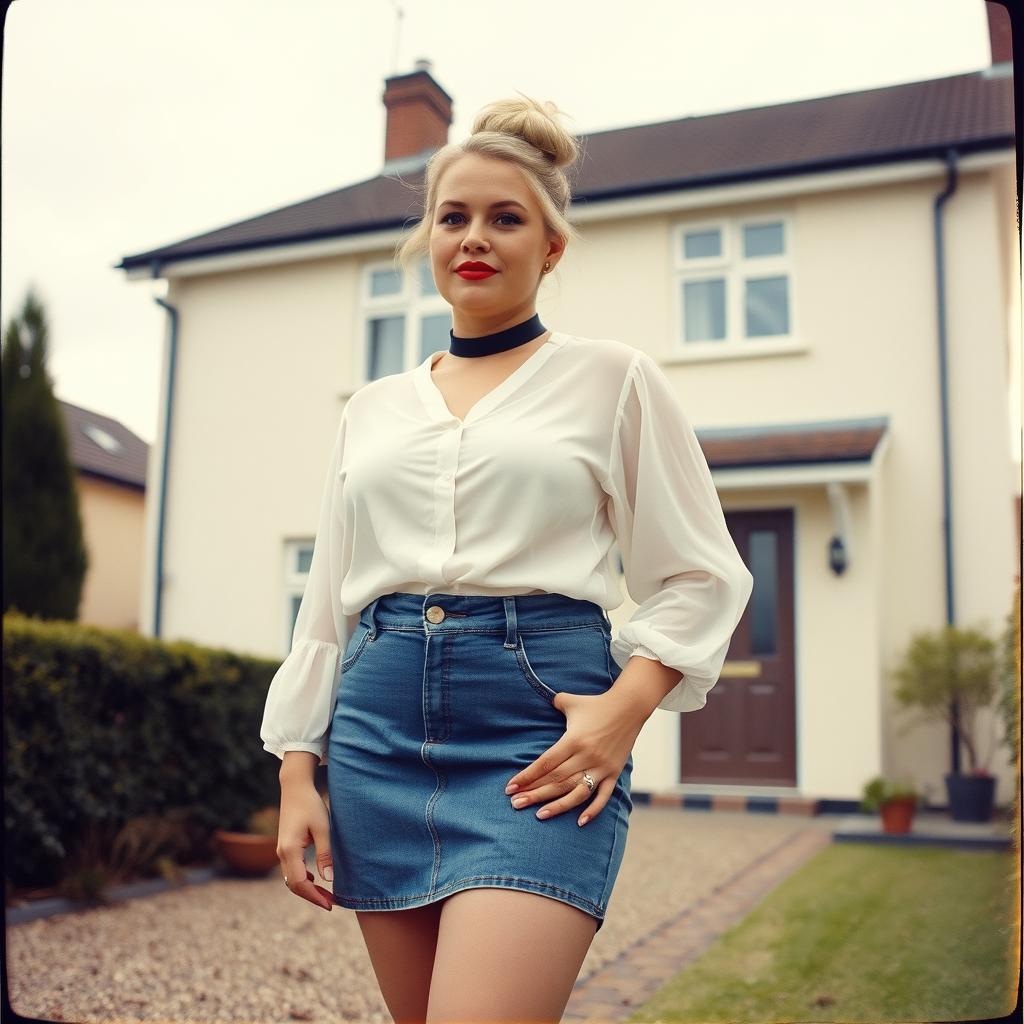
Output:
[
  {"left": 502, "top": 597, "right": 518, "bottom": 649},
  {"left": 366, "top": 597, "right": 381, "bottom": 640}
]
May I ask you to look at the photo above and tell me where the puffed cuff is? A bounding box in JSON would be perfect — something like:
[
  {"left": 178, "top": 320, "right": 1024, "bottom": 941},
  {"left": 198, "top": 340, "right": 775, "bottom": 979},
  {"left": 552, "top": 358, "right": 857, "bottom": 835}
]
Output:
[
  {"left": 259, "top": 637, "right": 342, "bottom": 768},
  {"left": 610, "top": 624, "right": 718, "bottom": 713},
  {"left": 263, "top": 741, "right": 328, "bottom": 766},
  {"left": 624, "top": 643, "right": 664, "bottom": 664}
]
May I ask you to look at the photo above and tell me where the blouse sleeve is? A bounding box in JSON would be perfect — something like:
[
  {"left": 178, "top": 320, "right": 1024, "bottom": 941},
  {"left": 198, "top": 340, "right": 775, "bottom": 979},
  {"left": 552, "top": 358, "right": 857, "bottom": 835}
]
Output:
[
  {"left": 603, "top": 351, "right": 754, "bottom": 713},
  {"left": 259, "top": 409, "right": 356, "bottom": 765}
]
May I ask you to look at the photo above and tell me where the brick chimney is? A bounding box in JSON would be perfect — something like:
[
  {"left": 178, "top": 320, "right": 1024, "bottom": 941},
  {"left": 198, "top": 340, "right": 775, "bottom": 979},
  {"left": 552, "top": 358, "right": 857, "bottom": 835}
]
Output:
[
  {"left": 382, "top": 59, "right": 454, "bottom": 171},
  {"left": 986, "top": 0, "right": 1012, "bottom": 66}
]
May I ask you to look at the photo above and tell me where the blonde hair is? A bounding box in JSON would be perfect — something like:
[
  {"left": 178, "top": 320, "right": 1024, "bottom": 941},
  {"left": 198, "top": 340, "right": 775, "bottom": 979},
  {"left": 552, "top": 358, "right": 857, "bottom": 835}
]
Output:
[{"left": 394, "top": 92, "right": 584, "bottom": 277}]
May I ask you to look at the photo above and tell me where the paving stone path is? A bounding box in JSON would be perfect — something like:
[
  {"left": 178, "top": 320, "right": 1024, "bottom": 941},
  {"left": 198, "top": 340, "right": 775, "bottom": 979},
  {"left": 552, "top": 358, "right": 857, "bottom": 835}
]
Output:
[{"left": 564, "top": 820, "right": 834, "bottom": 1022}]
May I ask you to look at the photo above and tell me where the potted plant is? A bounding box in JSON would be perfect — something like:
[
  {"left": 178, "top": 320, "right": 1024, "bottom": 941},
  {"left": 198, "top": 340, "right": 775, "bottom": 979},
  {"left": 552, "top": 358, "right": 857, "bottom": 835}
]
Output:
[
  {"left": 213, "top": 806, "right": 280, "bottom": 877},
  {"left": 860, "top": 775, "right": 920, "bottom": 834},
  {"left": 891, "top": 622, "right": 1004, "bottom": 823}
]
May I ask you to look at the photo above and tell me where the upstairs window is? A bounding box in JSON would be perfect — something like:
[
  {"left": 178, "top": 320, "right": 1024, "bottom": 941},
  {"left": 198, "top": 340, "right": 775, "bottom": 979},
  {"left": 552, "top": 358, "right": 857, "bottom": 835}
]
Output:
[{"left": 673, "top": 215, "right": 793, "bottom": 351}]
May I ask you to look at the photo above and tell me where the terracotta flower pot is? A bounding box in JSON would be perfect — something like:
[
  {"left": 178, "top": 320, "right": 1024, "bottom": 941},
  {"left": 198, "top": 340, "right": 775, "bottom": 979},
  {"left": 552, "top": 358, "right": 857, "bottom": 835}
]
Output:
[
  {"left": 880, "top": 796, "right": 916, "bottom": 834},
  {"left": 212, "top": 829, "right": 280, "bottom": 877}
]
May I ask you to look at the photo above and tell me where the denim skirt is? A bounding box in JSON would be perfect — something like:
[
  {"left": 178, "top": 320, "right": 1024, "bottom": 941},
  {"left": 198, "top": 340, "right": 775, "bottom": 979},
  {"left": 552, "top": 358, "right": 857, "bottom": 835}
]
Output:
[{"left": 326, "top": 591, "right": 634, "bottom": 932}]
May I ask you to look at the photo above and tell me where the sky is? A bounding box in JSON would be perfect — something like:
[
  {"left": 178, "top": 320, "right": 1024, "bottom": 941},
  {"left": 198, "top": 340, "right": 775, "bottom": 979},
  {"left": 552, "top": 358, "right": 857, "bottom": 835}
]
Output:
[{"left": 2, "top": 0, "right": 995, "bottom": 445}]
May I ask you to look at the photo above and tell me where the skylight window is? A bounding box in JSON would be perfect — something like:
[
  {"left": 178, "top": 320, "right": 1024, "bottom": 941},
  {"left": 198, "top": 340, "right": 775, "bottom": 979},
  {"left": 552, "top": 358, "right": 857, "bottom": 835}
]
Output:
[{"left": 83, "top": 424, "right": 123, "bottom": 453}]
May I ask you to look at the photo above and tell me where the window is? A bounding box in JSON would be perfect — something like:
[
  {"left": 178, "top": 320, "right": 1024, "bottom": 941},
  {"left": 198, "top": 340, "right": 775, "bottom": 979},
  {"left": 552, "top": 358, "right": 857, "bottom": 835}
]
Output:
[
  {"left": 283, "top": 539, "right": 315, "bottom": 653},
  {"left": 360, "top": 258, "right": 452, "bottom": 383},
  {"left": 82, "top": 423, "right": 123, "bottom": 453},
  {"left": 672, "top": 214, "right": 794, "bottom": 353}
]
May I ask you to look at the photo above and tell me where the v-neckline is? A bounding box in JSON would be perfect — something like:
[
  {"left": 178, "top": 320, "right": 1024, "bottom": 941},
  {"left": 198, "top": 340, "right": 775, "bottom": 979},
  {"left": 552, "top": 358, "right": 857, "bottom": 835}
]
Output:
[{"left": 414, "top": 331, "right": 565, "bottom": 427}]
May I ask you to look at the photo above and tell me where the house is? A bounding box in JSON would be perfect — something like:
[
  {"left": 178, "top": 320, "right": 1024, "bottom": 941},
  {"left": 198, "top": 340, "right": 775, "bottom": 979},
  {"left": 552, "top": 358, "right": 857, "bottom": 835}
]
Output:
[
  {"left": 117, "top": 7, "right": 1018, "bottom": 810},
  {"left": 57, "top": 399, "right": 149, "bottom": 632}
]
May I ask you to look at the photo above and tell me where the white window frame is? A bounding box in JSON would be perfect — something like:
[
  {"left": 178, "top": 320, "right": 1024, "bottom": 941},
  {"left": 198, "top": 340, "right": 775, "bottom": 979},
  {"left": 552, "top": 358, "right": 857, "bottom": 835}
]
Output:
[
  {"left": 668, "top": 211, "right": 801, "bottom": 363},
  {"left": 282, "top": 538, "right": 315, "bottom": 654},
  {"left": 356, "top": 258, "right": 451, "bottom": 384}
]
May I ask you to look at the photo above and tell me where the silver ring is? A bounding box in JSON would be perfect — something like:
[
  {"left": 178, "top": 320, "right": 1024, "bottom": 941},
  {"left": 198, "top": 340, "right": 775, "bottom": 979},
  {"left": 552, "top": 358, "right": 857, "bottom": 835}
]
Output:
[{"left": 581, "top": 771, "right": 596, "bottom": 793}]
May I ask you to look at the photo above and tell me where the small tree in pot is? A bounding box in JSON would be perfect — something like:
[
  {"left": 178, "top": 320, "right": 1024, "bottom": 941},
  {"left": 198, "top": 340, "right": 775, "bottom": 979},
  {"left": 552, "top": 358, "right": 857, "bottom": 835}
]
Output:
[{"left": 891, "top": 622, "right": 1003, "bottom": 822}]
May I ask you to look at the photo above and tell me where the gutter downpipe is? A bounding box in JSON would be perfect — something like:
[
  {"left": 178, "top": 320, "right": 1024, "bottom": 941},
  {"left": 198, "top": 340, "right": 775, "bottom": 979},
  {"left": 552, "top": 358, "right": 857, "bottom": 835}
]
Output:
[
  {"left": 933, "top": 147, "right": 960, "bottom": 775},
  {"left": 151, "top": 260, "right": 178, "bottom": 639}
]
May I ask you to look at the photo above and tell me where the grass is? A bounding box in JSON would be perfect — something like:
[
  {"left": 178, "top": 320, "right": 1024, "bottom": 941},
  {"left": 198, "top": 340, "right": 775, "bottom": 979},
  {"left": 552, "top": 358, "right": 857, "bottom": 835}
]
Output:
[{"left": 626, "top": 842, "right": 1020, "bottom": 1023}]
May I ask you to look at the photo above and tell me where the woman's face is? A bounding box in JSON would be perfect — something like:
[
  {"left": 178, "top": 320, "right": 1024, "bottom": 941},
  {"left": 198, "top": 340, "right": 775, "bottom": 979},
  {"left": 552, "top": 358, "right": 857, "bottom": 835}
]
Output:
[{"left": 428, "top": 152, "right": 565, "bottom": 334}]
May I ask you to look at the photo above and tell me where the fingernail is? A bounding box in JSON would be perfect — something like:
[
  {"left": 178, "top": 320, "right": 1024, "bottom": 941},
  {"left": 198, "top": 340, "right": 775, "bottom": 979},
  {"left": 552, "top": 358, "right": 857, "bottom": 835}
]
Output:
[
  {"left": 323, "top": 866, "right": 334, "bottom": 881},
  {"left": 578, "top": 815, "right": 590, "bottom": 827},
  {"left": 505, "top": 783, "right": 519, "bottom": 794}
]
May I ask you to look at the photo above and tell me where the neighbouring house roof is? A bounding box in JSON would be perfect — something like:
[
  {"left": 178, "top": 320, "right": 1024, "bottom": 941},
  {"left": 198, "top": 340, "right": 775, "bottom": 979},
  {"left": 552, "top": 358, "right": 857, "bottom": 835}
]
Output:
[
  {"left": 698, "top": 416, "right": 889, "bottom": 469},
  {"left": 58, "top": 399, "right": 149, "bottom": 490},
  {"left": 117, "top": 69, "right": 1013, "bottom": 273}
]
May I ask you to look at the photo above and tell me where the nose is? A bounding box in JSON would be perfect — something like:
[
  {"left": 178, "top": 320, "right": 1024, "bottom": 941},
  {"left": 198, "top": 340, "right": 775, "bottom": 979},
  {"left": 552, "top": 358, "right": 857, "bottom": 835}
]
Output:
[{"left": 459, "top": 217, "right": 491, "bottom": 254}]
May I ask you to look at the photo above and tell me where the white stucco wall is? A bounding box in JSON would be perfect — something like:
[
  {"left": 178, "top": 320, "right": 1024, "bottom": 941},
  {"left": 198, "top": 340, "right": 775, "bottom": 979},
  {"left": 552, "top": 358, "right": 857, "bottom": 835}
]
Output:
[{"left": 137, "top": 159, "right": 1018, "bottom": 807}]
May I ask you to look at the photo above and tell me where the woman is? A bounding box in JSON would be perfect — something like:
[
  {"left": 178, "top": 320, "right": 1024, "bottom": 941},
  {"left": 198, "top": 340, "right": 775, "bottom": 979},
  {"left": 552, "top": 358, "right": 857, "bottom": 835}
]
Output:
[{"left": 260, "top": 93, "right": 753, "bottom": 1023}]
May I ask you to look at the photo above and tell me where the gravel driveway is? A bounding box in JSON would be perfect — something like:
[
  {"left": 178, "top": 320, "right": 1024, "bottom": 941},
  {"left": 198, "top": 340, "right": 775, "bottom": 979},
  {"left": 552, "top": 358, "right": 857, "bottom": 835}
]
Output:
[{"left": 8, "top": 807, "right": 828, "bottom": 1023}]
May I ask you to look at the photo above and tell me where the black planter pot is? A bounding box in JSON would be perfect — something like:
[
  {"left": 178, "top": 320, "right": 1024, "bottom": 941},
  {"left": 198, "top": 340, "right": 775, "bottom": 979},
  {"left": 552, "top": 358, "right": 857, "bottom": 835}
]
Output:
[{"left": 944, "top": 772, "right": 996, "bottom": 822}]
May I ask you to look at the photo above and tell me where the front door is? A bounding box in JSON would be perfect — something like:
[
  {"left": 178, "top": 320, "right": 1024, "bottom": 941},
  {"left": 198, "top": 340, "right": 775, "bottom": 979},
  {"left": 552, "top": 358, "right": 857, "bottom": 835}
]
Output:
[{"left": 679, "top": 507, "right": 796, "bottom": 786}]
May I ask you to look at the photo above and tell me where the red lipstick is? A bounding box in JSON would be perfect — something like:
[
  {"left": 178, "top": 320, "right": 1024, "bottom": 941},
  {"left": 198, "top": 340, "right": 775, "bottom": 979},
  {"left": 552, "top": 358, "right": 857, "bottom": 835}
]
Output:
[{"left": 455, "top": 260, "right": 498, "bottom": 280}]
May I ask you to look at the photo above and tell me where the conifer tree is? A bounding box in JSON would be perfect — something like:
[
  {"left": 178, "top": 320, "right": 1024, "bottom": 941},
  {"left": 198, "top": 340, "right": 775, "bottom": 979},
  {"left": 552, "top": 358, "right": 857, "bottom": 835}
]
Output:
[{"left": 1, "top": 286, "right": 88, "bottom": 620}]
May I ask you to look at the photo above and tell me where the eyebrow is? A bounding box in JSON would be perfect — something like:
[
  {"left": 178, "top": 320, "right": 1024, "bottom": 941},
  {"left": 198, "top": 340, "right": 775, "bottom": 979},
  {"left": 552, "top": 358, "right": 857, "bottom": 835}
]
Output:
[{"left": 437, "top": 200, "right": 528, "bottom": 211}]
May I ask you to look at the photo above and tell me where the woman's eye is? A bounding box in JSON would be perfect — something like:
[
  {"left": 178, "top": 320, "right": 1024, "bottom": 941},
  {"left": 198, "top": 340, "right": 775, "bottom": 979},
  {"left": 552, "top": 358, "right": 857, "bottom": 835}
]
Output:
[{"left": 439, "top": 212, "right": 521, "bottom": 225}]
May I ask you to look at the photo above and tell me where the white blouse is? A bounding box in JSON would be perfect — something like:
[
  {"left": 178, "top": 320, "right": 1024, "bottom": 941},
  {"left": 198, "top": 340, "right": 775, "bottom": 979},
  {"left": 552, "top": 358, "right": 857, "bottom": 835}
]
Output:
[{"left": 260, "top": 331, "right": 754, "bottom": 765}]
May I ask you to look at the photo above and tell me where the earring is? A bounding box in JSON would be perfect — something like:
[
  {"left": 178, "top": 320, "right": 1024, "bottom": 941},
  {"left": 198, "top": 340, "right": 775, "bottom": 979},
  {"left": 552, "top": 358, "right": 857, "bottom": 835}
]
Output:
[{"left": 543, "top": 261, "right": 551, "bottom": 273}]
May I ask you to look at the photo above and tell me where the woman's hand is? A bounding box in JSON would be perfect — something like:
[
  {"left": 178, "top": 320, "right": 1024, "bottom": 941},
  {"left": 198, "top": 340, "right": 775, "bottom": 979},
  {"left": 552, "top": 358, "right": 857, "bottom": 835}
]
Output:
[
  {"left": 277, "top": 781, "right": 335, "bottom": 912},
  {"left": 503, "top": 690, "right": 646, "bottom": 827}
]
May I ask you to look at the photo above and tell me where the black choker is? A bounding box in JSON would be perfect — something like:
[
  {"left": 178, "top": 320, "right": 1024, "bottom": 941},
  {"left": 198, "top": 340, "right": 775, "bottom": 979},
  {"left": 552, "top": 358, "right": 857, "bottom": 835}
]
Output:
[{"left": 449, "top": 313, "right": 548, "bottom": 357}]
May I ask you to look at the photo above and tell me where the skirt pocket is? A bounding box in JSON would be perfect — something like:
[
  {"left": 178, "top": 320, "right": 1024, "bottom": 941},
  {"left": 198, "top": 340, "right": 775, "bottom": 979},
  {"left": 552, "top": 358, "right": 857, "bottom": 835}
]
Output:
[
  {"left": 341, "top": 619, "right": 376, "bottom": 673},
  {"left": 513, "top": 623, "right": 616, "bottom": 706}
]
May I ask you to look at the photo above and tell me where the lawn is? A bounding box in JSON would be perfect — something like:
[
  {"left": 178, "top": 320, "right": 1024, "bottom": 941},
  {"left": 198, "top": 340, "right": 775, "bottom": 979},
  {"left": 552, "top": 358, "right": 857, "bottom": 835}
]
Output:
[{"left": 627, "top": 842, "right": 1019, "bottom": 1023}]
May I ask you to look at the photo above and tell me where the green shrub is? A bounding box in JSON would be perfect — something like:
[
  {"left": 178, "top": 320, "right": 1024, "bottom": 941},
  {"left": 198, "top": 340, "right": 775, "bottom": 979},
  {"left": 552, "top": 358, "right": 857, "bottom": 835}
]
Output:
[
  {"left": 860, "top": 775, "right": 920, "bottom": 814},
  {"left": 891, "top": 621, "right": 1002, "bottom": 775},
  {"left": 3, "top": 610, "right": 285, "bottom": 890}
]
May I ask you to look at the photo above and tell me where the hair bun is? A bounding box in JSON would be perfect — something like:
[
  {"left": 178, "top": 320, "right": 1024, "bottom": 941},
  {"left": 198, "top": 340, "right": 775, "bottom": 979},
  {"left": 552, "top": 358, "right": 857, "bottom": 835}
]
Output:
[{"left": 470, "top": 92, "right": 580, "bottom": 170}]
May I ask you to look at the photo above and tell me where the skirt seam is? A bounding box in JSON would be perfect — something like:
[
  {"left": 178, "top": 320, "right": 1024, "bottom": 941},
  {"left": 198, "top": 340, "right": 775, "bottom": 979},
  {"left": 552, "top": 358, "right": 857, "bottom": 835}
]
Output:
[
  {"left": 600, "top": 795, "right": 627, "bottom": 908},
  {"left": 333, "top": 874, "right": 605, "bottom": 916},
  {"left": 370, "top": 623, "right": 604, "bottom": 635}
]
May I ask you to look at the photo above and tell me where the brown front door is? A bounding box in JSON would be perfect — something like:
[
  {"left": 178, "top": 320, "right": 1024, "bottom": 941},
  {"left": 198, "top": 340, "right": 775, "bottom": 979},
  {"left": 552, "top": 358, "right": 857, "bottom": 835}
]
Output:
[{"left": 679, "top": 507, "right": 796, "bottom": 786}]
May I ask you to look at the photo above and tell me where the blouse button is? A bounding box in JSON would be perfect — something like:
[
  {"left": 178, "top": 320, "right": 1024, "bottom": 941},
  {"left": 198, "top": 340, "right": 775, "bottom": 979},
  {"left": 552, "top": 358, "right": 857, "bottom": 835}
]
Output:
[{"left": 426, "top": 606, "right": 446, "bottom": 623}]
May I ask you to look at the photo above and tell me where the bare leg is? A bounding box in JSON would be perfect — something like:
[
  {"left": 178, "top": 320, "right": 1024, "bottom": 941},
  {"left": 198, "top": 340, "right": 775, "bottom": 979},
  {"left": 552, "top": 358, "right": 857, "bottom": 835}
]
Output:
[
  {"left": 355, "top": 902, "right": 444, "bottom": 1024},
  {"left": 426, "top": 888, "right": 599, "bottom": 1023}
]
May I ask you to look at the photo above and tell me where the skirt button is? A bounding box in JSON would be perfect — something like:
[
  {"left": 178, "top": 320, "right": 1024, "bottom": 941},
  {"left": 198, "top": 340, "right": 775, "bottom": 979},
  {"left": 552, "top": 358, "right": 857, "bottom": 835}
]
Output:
[{"left": 426, "top": 606, "right": 446, "bottom": 623}]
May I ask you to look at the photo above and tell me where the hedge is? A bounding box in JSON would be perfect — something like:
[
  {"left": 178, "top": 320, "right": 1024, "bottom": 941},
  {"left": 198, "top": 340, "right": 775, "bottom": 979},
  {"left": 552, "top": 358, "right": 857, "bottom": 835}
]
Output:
[{"left": 4, "top": 611, "right": 286, "bottom": 888}]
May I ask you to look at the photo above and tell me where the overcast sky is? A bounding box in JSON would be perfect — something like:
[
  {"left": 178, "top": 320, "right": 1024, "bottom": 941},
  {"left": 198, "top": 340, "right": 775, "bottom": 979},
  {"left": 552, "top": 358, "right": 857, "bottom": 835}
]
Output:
[{"left": 2, "top": 0, "right": 994, "bottom": 445}]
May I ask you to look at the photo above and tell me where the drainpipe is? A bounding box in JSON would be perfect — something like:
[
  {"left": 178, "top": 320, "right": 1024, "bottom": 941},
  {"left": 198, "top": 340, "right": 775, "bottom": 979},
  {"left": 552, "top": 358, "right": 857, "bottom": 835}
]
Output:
[
  {"left": 932, "top": 147, "right": 960, "bottom": 774},
  {"left": 151, "top": 260, "right": 178, "bottom": 639}
]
